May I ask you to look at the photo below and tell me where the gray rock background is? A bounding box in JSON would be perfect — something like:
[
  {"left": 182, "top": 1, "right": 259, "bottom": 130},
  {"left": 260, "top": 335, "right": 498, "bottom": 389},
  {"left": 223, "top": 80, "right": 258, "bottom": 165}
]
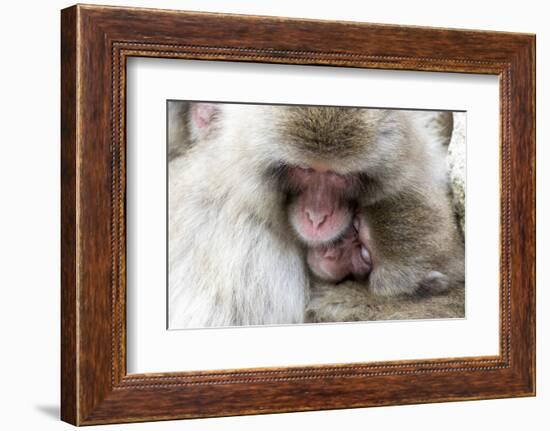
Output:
[
  {"left": 419, "top": 110, "right": 466, "bottom": 236},
  {"left": 446, "top": 112, "right": 466, "bottom": 234}
]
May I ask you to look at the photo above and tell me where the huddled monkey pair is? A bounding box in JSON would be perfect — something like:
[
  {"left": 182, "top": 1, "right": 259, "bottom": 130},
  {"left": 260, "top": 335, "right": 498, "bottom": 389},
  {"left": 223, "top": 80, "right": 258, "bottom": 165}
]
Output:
[{"left": 168, "top": 102, "right": 465, "bottom": 328}]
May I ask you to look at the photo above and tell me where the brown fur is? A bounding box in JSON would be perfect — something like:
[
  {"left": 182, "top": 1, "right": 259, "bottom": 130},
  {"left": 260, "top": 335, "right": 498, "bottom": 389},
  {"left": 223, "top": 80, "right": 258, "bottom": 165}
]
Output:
[
  {"left": 306, "top": 280, "right": 464, "bottom": 322},
  {"left": 278, "top": 106, "right": 378, "bottom": 159}
]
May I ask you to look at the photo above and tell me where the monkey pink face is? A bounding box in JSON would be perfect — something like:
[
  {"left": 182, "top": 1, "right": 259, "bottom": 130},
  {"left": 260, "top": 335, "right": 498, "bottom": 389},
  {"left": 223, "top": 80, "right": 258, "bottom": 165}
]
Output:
[
  {"left": 288, "top": 167, "right": 354, "bottom": 246},
  {"left": 307, "top": 216, "right": 373, "bottom": 283}
]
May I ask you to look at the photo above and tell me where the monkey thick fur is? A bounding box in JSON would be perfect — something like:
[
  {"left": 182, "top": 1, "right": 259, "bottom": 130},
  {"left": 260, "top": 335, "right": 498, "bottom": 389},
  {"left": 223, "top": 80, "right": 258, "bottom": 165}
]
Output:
[
  {"left": 169, "top": 103, "right": 309, "bottom": 328},
  {"left": 168, "top": 102, "right": 464, "bottom": 327}
]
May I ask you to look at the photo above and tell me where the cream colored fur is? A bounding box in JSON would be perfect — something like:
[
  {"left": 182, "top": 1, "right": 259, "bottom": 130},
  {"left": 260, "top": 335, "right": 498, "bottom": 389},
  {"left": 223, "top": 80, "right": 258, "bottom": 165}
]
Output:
[{"left": 169, "top": 105, "right": 308, "bottom": 328}]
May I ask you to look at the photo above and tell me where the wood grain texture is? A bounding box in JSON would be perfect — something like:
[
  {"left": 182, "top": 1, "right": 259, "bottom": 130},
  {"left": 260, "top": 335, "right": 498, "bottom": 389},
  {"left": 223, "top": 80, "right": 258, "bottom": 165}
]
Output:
[
  {"left": 60, "top": 4, "right": 536, "bottom": 425},
  {"left": 60, "top": 5, "right": 78, "bottom": 425}
]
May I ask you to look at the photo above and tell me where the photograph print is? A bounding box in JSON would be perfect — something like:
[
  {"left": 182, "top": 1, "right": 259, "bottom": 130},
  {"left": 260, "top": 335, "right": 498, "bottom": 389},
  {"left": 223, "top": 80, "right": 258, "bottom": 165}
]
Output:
[{"left": 168, "top": 101, "right": 466, "bottom": 329}]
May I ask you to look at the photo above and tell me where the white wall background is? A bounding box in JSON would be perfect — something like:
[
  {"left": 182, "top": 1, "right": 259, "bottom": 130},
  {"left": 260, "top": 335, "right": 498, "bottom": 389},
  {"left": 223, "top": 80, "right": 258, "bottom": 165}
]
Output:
[{"left": 0, "top": 0, "right": 546, "bottom": 429}]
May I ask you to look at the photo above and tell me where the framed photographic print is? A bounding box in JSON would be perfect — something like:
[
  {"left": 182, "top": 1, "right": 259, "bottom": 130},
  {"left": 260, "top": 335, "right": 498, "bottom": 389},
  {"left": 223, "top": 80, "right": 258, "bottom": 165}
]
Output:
[{"left": 61, "top": 4, "right": 536, "bottom": 425}]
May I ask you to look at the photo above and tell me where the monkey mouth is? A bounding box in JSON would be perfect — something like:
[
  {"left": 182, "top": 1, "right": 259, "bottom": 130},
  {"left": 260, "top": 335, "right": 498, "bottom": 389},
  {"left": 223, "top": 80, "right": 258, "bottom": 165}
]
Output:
[
  {"left": 315, "top": 220, "right": 358, "bottom": 248},
  {"left": 291, "top": 213, "right": 353, "bottom": 247}
]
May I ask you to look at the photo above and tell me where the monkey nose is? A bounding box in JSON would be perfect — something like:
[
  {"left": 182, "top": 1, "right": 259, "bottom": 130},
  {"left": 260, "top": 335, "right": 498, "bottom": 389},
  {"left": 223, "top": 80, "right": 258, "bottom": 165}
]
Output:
[{"left": 305, "top": 210, "right": 328, "bottom": 229}]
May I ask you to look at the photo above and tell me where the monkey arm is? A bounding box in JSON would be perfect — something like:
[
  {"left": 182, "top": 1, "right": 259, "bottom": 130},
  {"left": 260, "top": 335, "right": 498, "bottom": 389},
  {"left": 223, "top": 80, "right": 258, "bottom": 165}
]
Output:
[
  {"left": 305, "top": 280, "right": 464, "bottom": 323},
  {"left": 363, "top": 187, "right": 464, "bottom": 297}
]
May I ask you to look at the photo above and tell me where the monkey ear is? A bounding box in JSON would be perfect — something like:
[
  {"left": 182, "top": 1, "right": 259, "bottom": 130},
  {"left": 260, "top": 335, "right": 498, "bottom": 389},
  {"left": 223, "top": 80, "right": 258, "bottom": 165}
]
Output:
[{"left": 190, "top": 103, "right": 219, "bottom": 130}]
